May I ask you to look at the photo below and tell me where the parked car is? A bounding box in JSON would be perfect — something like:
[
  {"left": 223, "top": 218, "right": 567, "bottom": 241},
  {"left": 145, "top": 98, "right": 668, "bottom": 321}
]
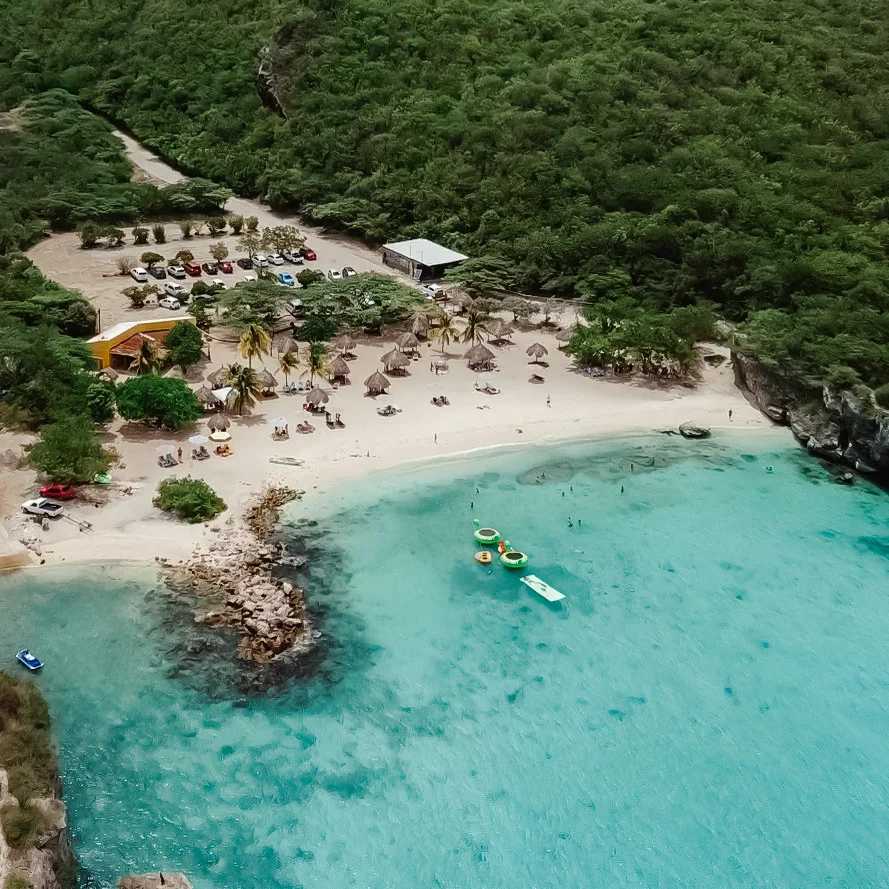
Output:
[
  {"left": 167, "top": 265, "right": 186, "bottom": 279},
  {"left": 39, "top": 484, "right": 76, "bottom": 500},
  {"left": 22, "top": 498, "right": 64, "bottom": 517},
  {"left": 422, "top": 283, "right": 446, "bottom": 300},
  {"left": 268, "top": 253, "right": 284, "bottom": 266},
  {"left": 130, "top": 267, "right": 149, "bottom": 283},
  {"left": 278, "top": 272, "right": 295, "bottom": 287},
  {"left": 201, "top": 262, "right": 218, "bottom": 275},
  {"left": 327, "top": 268, "right": 343, "bottom": 281},
  {"left": 242, "top": 273, "right": 257, "bottom": 283},
  {"left": 281, "top": 250, "right": 303, "bottom": 264},
  {"left": 159, "top": 296, "right": 182, "bottom": 310},
  {"left": 218, "top": 260, "right": 233, "bottom": 273},
  {"left": 164, "top": 282, "right": 185, "bottom": 297},
  {"left": 252, "top": 254, "right": 269, "bottom": 268},
  {"left": 300, "top": 247, "right": 317, "bottom": 261},
  {"left": 211, "top": 278, "right": 227, "bottom": 290},
  {"left": 342, "top": 266, "right": 358, "bottom": 278},
  {"left": 288, "top": 297, "right": 304, "bottom": 317},
  {"left": 236, "top": 257, "right": 253, "bottom": 270},
  {"left": 148, "top": 266, "right": 167, "bottom": 280},
  {"left": 184, "top": 261, "right": 202, "bottom": 277}
]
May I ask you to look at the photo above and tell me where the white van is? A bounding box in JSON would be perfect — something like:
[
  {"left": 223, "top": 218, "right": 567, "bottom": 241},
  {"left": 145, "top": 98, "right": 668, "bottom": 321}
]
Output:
[{"left": 130, "top": 267, "right": 149, "bottom": 283}]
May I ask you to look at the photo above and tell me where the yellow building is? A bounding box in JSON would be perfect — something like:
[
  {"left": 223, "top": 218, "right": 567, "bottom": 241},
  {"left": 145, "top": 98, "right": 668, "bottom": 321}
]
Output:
[{"left": 87, "top": 317, "right": 194, "bottom": 370}]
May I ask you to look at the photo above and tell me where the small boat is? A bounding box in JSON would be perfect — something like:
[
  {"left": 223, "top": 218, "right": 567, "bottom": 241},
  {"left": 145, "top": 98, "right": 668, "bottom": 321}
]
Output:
[
  {"left": 475, "top": 551, "right": 492, "bottom": 564},
  {"left": 473, "top": 520, "right": 500, "bottom": 544},
  {"left": 16, "top": 649, "right": 44, "bottom": 671},
  {"left": 268, "top": 456, "right": 304, "bottom": 466}
]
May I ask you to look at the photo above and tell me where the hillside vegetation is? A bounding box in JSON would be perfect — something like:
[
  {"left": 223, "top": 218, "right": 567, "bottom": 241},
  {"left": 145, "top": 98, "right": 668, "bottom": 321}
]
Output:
[{"left": 1, "top": 0, "right": 889, "bottom": 390}]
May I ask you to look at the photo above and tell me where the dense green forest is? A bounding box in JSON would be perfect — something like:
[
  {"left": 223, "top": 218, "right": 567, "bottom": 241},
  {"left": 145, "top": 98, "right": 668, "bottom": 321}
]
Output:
[{"left": 1, "top": 0, "right": 889, "bottom": 393}]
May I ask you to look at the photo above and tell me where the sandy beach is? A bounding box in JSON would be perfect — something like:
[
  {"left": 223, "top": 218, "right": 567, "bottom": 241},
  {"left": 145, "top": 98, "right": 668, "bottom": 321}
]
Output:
[{"left": 0, "top": 131, "right": 772, "bottom": 570}]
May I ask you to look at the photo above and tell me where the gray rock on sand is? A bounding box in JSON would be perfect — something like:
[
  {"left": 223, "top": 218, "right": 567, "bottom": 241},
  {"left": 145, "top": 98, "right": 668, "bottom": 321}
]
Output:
[{"left": 678, "top": 422, "right": 711, "bottom": 439}]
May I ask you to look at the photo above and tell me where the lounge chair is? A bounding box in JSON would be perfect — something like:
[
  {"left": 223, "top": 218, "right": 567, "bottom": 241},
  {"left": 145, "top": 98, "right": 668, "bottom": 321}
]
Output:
[
  {"left": 296, "top": 380, "right": 305, "bottom": 392},
  {"left": 296, "top": 422, "right": 313, "bottom": 434},
  {"left": 336, "top": 413, "right": 346, "bottom": 428},
  {"left": 325, "top": 412, "right": 336, "bottom": 429}
]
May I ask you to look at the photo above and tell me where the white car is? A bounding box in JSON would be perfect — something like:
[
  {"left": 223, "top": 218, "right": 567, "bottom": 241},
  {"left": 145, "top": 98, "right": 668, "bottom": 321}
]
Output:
[
  {"left": 167, "top": 265, "right": 186, "bottom": 279},
  {"left": 130, "top": 267, "right": 148, "bottom": 283},
  {"left": 252, "top": 254, "right": 269, "bottom": 268},
  {"left": 281, "top": 250, "right": 304, "bottom": 264},
  {"left": 327, "top": 268, "right": 343, "bottom": 281},
  {"left": 164, "top": 282, "right": 185, "bottom": 297},
  {"left": 342, "top": 266, "right": 358, "bottom": 278},
  {"left": 268, "top": 253, "right": 284, "bottom": 265},
  {"left": 211, "top": 278, "right": 227, "bottom": 290},
  {"left": 159, "top": 296, "right": 181, "bottom": 310},
  {"left": 422, "top": 283, "right": 446, "bottom": 300},
  {"left": 243, "top": 273, "right": 257, "bottom": 283},
  {"left": 22, "top": 498, "right": 64, "bottom": 518}
]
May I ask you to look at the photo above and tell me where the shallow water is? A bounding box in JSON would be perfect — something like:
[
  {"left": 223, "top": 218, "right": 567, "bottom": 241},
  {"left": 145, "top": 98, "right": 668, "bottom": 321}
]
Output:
[{"left": 3, "top": 432, "right": 889, "bottom": 888}]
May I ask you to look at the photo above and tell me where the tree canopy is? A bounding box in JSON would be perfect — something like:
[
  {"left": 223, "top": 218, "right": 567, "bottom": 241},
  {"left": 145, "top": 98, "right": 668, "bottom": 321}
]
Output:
[{"left": 116, "top": 376, "right": 202, "bottom": 429}]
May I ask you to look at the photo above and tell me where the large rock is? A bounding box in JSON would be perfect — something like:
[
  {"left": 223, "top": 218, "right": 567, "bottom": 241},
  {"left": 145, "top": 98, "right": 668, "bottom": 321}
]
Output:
[
  {"left": 119, "top": 874, "right": 193, "bottom": 889},
  {"left": 678, "top": 422, "right": 711, "bottom": 439},
  {"left": 733, "top": 352, "right": 889, "bottom": 477}
]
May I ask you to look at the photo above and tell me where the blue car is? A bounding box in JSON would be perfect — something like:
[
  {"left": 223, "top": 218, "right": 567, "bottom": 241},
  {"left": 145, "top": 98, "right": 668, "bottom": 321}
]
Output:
[{"left": 278, "top": 272, "right": 295, "bottom": 287}]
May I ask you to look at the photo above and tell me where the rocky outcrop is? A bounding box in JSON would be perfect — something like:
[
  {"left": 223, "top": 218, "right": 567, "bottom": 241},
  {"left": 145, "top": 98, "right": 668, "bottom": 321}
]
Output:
[
  {"left": 162, "top": 487, "right": 311, "bottom": 663},
  {"left": 733, "top": 352, "right": 889, "bottom": 476},
  {"left": 678, "top": 422, "right": 711, "bottom": 439}
]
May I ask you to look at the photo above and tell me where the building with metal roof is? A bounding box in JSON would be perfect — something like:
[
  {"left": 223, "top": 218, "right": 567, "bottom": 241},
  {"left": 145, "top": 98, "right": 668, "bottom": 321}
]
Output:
[{"left": 381, "top": 238, "right": 467, "bottom": 281}]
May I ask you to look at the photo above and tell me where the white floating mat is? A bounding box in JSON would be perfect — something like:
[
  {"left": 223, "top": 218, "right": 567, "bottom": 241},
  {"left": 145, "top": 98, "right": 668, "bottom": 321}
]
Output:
[{"left": 520, "top": 574, "right": 566, "bottom": 602}]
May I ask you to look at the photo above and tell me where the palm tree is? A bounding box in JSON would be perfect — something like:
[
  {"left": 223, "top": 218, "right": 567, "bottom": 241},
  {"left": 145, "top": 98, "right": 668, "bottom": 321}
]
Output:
[
  {"left": 301, "top": 341, "right": 329, "bottom": 385},
  {"left": 461, "top": 308, "right": 490, "bottom": 345},
  {"left": 224, "top": 363, "right": 263, "bottom": 415},
  {"left": 430, "top": 312, "right": 460, "bottom": 354},
  {"left": 238, "top": 323, "right": 271, "bottom": 369},
  {"left": 278, "top": 349, "right": 299, "bottom": 385},
  {"left": 129, "top": 339, "right": 160, "bottom": 375}
]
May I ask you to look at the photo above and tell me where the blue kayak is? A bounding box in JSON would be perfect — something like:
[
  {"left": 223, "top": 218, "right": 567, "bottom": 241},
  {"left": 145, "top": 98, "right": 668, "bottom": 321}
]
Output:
[{"left": 16, "top": 649, "right": 44, "bottom": 671}]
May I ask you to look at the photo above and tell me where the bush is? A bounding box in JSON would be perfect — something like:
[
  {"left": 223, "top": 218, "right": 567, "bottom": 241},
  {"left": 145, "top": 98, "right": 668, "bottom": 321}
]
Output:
[
  {"left": 5, "top": 876, "right": 33, "bottom": 889},
  {"left": 151, "top": 224, "right": 166, "bottom": 244},
  {"left": 154, "top": 477, "right": 226, "bottom": 523},
  {"left": 28, "top": 415, "right": 112, "bottom": 483},
  {"left": 0, "top": 803, "right": 47, "bottom": 849},
  {"left": 116, "top": 376, "right": 202, "bottom": 429},
  {"left": 85, "top": 383, "right": 116, "bottom": 424},
  {"left": 874, "top": 383, "right": 889, "bottom": 410}
]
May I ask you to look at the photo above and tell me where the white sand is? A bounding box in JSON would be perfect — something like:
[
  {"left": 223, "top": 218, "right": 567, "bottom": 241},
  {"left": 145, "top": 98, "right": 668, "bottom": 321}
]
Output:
[{"left": 1, "top": 131, "right": 773, "bottom": 570}]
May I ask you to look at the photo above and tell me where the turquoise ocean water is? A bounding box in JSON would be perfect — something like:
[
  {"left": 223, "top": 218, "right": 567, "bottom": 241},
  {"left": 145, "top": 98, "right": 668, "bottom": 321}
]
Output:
[{"left": 2, "top": 432, "right": 889, "bottom": 888}]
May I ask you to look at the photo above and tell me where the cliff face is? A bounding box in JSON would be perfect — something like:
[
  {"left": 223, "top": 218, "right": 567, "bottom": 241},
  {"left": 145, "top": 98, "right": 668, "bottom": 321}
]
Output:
[
  {"left": 0, "top": 768, "right": 74, "bottom": 889},
  {"left": 733, "top": 352, "right": 889, "bottom": 476}
]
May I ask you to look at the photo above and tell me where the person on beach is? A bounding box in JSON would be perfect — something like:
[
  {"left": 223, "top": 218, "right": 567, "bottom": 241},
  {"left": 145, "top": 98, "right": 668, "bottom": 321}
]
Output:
[
  {"left": 547, "top": 394, "right": 551, "bottom": 407},
  {"left": 729, "top": 409, "right": 733, "bottom": 420},
  {"left": 177, "top": 447, "right": 183, "bottom": 463}
]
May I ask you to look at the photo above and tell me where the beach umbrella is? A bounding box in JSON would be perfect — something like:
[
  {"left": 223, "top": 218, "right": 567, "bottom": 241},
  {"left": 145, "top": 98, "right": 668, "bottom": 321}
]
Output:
[
  {"left": 259, "top": 369, "right": 278, "bottom": 390},
  {"left": 411, "top": 313, "right": 430, "bottom": 337},
  {"left": 155, "top": 443, "right": 177, "bottom": 458},
  {"left": 487, "top": 318, "right": 505, "bottom": 337},
  {"left": 526, "top": 342, "right": 549, "bottom": 363},
  {"left": 209, "top": 430, "right": 232, "bottom": 442},
  {"left": 384, "top": 351, "right": 410, "bottom": 371},
  {"left": 208, "top": 414, "right": 231, "bottom": 432},
  {"left": 452, "top": 292, "right": 472, "bottom": 311},
  {"left": 332, "top": 334, "right": 357, "bottom": 353},
  {"left": 273, "top": 333, "right": 299, "bottom": 354},
  {"left": 328, "top": 355, "right": 351, "bottom": 378},
  {"left": 97, "top": 367, "right": 119, "bottom": 381},
  {"left": 555, "top": 327, "right": 575, "bottom": 343},
  {"left": 165, "top": 366, "right": 185, "bottom": 379},
  {"left": 188, "top": 434, "right": 209, "bottom": 445},
  {"left": 305, "top": 386, "right": 329, "bottom": 406},
  {"left": 464, "top": 343, "right": 494, "bottom": 365},
  {"left": 194, "top": 385, "right": 222, "bottom": 408},
  {"left": 364, "top": 371, "right": 390, "bottom": 395},
  {"left": 207, "top": 367, "right": 230, "bottom": 387},
  {"left": 270, "top": 416, "right": 287, "bottom": 434},
  {"left": 395, "top": 332, "right": 419, "bottom": 351}
]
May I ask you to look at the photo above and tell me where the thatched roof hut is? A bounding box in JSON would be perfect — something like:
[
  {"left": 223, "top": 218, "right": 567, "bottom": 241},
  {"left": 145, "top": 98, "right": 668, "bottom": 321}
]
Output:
[
  {"left": 259, "top": 369, "right": 277, "bottom": 392},
  {"left": 207, "top": 367, "right": 230, "bottom": 388},
  {"left": 208, "top": 414, "right": 231, "bottom": 431},
  {"left": 464, "top": 343, "right": 495, "bottom": 369},
  {"left": 411, "top": 312, "right": 430, "bottom": 337},
  {"left": 332, "top": 334, "right": 357, "bottom": 354},
  {"left": 395, "top": 332, "right": 420, "bottom": 352},
  {"left": 273, "top": 333, "right": 299, "bottom": 355},
  {"left": 194, "top": 385, "right": 223, "bottom": 409},
  {"left": 364, "top": 371, "right": 391, "bottom": 395},
  {"left": 328, "top": 355, "right": 351, "bottom": 381},
  {"left": 555, "top": 327, "right": 575, "bottom": 344},
  {"left": 305, "top": 386, "right": 329, "bottom": 406},
  {"left": 383, "top": 350, "right": 411, "bottom": 374},
  {"left": 165, "top": 366, "right": 185, "bottom": 379},
  {"left": 526, "top": 342, "right": 549, "bottom": 363}
]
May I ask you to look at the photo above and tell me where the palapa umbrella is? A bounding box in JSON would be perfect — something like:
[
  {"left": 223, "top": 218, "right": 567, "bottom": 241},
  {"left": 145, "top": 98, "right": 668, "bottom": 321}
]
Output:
[
  {"left": 526, "top": 342, "right": 549, "bottom": 363},
  {"left": 384, "top": 351, "right": 410, "bottom": 372},
  {"left": 208, "top": 414, "right": 231, "bottom": 431},
  {"left": 273, "top": 333, "right": 299, "bottom": 355},
  {"left": 165, "top": 366, "right": 185, "bottom": 379},
  {"left": 464, "top": 343, "right": 495, "bottom": 367},
  {"left": 364, "top": 371, "right": 390, "bottom": 395},
  {"left": 412, "top": 313, "right": 430, "bottom": 336},
  {"left": 555, "top": 327, "right": 575, "bottom": 343},
  {"left": 332, "top": 334, "right": 357, "bottom": 354},
  {"left": 487, "top": 318, "right": 506, "bottom": 337},
  {"left": 209, "top": 430, "right": 232, "bottom": 442},
  {"left": 207, "top": 367, "right": 230, "bottom": 388},
  {"left": 259, "top": 369, "right": 278, "bottom": 391},
  {"left": 328, "top": 355, "right": 351, "bottom": 379},
  {"left": 305, "top": 386, "right": 329, "bottom": 406},
  {"left": 395, "top": 332, "right": 419, "bottom": 351},
  {"left": 194, "top": 385, "right": 222, "bottom": 408}
]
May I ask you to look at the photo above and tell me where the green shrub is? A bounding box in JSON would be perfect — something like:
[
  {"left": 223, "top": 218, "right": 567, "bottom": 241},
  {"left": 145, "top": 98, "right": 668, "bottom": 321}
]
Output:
[
  {"left": 4, "top": 875, "right": 33, "bottom": 889},
  {"left": 874, "top": 383, "right": 889, "bottom": 410},
  {"left": 154, "top": 477, "right": 227, "bottom": 523},
  {"left": 0, "top": 802, "right": 47, "bottom": 849}
]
